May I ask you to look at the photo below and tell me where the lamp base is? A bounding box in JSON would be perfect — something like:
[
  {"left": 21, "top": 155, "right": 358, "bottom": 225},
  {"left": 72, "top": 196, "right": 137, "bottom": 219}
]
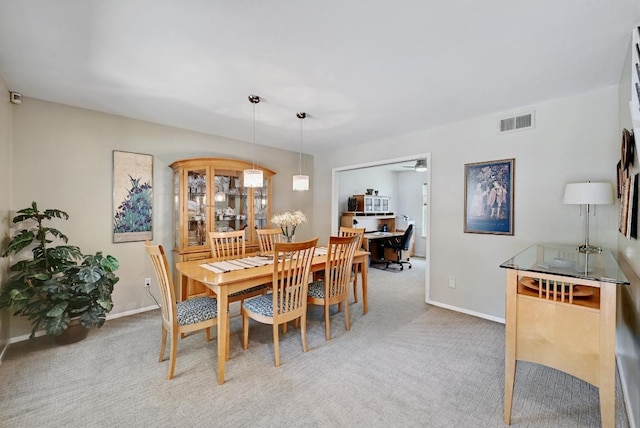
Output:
[{"left": 577, "top": 244, "right": 603, "bottom": 254}]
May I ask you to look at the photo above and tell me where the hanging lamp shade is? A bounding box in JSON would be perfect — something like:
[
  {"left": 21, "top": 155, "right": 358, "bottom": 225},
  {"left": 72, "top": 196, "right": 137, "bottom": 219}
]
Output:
[
  {"left": 293, "top": 175, "right": 309, "bottom": 191},
  {"left": 293, "top": 112, "right": 309, "bottom": 191},
  {"left": 244, "top": 94, "right": 264, "bottom": 188},
  {"left": 244, "top": 169, "right": 263, "bottom": 188}
]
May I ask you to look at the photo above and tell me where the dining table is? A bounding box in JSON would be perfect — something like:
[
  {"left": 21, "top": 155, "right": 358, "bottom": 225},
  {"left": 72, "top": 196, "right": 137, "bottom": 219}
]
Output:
[{"left": 175, "top": 247, "right": 370, "bottom": 384}]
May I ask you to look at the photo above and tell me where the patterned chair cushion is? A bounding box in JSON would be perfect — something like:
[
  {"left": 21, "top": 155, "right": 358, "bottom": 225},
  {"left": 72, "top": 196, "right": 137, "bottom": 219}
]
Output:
[
  {"left": 176, "top": 296, "right": 218, "bottom": 326},
  {"left": 242, "top": 294, "right": 275, "bottom": 317},
  {"left": 307, "top": 280, "right": 325, "bottom": 299},
  {"left": 230, "top": 284, "right": 267, "bottom": 298}
]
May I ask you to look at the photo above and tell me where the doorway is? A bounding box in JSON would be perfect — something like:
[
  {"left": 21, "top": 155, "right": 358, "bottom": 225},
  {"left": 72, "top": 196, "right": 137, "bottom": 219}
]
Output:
[{"left": 331, "top": 153, "right": 431, "bottom": 301}]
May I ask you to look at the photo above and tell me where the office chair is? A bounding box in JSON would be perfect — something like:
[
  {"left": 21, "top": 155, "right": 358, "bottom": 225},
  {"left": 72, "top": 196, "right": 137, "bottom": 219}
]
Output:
[{"left": 379, "top": 224, "right": 414, "bottom": 270}]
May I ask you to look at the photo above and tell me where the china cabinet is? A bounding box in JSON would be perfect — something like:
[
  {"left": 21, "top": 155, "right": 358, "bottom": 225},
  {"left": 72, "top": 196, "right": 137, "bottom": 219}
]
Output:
[{"left": 170, "top": 158, "right": 275, "bottom": 296}]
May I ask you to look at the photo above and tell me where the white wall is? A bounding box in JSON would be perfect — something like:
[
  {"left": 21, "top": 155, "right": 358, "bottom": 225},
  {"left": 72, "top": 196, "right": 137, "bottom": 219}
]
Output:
[
  {"left": 396, "top": 171, "right": 426, "bottom": 256},
  {"left": 6, "top": 98, "right": 314, "bottom": 339},
  {"left": 314, "top": 86, "right": 620, "bottom": 319},
  {"left": 0, "top": 78, "right": 12, "bottom": 349}
]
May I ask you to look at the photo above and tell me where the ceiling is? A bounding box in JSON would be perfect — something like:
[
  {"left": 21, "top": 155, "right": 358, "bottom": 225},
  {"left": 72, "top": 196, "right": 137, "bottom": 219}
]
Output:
[{"left": 0, "top": 1, "right": 638, "bottom": 155}]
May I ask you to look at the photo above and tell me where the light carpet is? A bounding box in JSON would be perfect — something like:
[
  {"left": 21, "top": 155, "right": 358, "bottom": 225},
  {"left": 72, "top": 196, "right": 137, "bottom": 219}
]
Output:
[{"left": 0, "top": 258, "right": 629, "bottom": 427}]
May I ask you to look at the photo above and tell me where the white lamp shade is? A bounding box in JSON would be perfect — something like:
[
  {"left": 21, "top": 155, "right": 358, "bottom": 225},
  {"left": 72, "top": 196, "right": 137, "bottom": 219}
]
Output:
[
  {"left": 563, "top": 182, "right": 613, "bottom": 205},
  {"left": 292, "top": 174, "right": 309, "bottom": 191},
  {"left": 243, "top": 169, "right": 263, "bottom": 188}
]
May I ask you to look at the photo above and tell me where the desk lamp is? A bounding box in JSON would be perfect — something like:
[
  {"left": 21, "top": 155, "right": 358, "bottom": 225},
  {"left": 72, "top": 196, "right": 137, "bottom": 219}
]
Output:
[{"left": 563, "top": 181, "right": 613, "bottom": 253}]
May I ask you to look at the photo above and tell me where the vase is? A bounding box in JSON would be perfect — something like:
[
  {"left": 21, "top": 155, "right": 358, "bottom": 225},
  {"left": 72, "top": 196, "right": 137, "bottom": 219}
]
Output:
[
  {"left": 282, "top": 234, "right": 295, "bottom": 243},
  {"left": 54, "top": 317, "right": 89, "bottom": 345}
]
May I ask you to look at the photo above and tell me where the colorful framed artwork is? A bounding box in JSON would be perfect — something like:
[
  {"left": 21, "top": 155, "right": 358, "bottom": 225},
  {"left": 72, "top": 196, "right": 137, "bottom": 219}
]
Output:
[
  {"left": 112, "top": 150, "right": 153, "bottom": 243},
  {"left": 464, "top": 158, "right": 515, "bottom": 235}
]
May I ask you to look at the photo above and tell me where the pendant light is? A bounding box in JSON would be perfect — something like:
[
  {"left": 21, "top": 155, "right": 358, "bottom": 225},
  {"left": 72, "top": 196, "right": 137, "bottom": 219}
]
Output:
[
  {"left": 244, "top": 94, "right": 264, "bottom": 188},
  {"left": 292, "top": 112, "right": 310, "bottom": 191}
]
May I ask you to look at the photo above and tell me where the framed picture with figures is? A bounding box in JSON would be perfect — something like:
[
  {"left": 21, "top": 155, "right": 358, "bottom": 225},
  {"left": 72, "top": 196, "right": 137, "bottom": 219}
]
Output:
[{"left": 464, "top": 158, "right": 515, "bottom": 235}]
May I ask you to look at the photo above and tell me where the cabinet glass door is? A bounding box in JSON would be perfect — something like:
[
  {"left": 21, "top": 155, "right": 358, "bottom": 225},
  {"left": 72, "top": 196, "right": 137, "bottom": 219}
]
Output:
[
  {"left": 253, "top": 183, "right": 269, "bottom": 241},
  {"left": 186, "top": 168, "right": 208, "bottom": 248},
  {"left": 364, "top": 196, "right": 373, "bottom": 212},
  {"left": 373, "top": 197, "right": 382, "bottom": 212},
  {"left": 214, "top": 173, "right": 248, "bottom": 241},
  {"left": 173, "top": 171, "right": 181, "bottom": 250},
  {"left": 381, "top": 198, "right": 389, "bottom": 212}
]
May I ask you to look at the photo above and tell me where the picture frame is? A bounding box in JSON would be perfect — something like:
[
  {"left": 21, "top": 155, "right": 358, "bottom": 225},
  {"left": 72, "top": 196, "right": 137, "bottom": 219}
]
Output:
[
  {"left": 112, "top": 150, "right": 153, "bottom": 243},
  {"left": 464, "top": 158, "right": 515, "bottom": 235}
]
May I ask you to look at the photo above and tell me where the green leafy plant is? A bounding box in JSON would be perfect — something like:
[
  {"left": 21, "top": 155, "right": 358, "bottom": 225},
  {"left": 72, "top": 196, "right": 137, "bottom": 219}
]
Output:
[{"left": 0, "top": 202, "right": 120, "bottom": 338}]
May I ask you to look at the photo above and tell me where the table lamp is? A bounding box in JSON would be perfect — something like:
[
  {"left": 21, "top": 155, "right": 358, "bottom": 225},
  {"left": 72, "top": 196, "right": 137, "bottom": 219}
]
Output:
[{"left": 563, "top": 181, "right": 613, "bottom": 253}]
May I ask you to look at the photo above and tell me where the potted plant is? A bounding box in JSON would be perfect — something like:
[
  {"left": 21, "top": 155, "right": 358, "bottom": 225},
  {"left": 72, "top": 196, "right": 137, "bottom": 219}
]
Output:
[{"left": 0, "top": 202, "right": 119, "bottom": 344}]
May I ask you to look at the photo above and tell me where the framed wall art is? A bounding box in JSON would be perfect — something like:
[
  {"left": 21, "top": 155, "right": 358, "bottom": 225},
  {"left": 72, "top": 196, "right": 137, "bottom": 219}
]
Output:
[
  {"left": 112, "top": 150, "right": 153, "bottom": 243},
  {"left": 464, "top": 158, "right": 515, "bottom": 235}
]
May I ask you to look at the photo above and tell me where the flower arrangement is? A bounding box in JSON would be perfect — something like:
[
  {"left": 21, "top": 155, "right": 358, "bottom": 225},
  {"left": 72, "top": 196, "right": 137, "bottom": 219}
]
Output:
[{"left": 271, "top": 210, "right": 307, "bottom": 241}]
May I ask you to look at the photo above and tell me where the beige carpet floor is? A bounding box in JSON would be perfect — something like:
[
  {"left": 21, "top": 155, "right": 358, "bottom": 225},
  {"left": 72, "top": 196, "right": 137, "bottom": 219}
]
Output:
[{"left": 0, "top": 258, "right": 630, "bottom": 427}]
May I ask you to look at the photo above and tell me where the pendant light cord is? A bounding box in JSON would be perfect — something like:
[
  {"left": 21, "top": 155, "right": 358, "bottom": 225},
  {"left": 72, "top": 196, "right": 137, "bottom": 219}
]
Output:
[
  {"left": 248, "top": 94, "right": 260, "bottom": 170},
  {"left": 297, "top": 112, "right": 306, "bottom": 175},
  {"left": 252, "top": 100, "right": 257, "bottom": 169},
  {"left": 299, "top": 116, "right": 303, "bottom": 175}
]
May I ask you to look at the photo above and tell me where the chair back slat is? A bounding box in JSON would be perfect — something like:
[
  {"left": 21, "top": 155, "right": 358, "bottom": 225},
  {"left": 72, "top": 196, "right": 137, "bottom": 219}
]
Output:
[
  {"left": 325, "top": 235, "right": 360, "bottom": 300},
  {"left": 144, "top": 241, "right": 176, "bottom": 328},
  {"left": 339, "top": 226, "right": 365, "bottom": 249},
  {"left": 272, "top": 238, "right": 318, "bottom": 318},
  {"left": 256, "top": 228, "right": 283, "bottom": 254},
  {"left": 209, "top": 230, "right": 246, "bottom": 260}
]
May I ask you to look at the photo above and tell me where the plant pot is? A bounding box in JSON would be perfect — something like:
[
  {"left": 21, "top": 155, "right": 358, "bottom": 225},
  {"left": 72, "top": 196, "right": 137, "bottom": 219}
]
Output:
[{"left": 54, "top": 318, "right": 89, "bottom": 345}]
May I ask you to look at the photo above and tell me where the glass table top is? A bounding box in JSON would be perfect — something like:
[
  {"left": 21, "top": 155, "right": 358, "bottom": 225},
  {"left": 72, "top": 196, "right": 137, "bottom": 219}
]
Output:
[{"left": 500, "top": 243, "right": 629, "bottom": 285}]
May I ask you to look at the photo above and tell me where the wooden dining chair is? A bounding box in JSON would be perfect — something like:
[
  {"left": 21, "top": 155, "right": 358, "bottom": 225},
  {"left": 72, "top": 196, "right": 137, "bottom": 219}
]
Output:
[
  {"left": 338, "top": 226, "right": 365, "bottom": 303},
  {"left": 255, "top": 228, "right": 283, "bottom": 254},
  {"left": 241, "top": 238, "right": 318, "bottom": 366},
  {"left": 308, "top": 234, "right": 360, "bottom": 341},
  {"left": 144, "top": 241, "right": 228, "bottom": 380},
  {"left": 314, "top": 227, "right": 365, "bottom": 305},
  {"left": 208, "top": 231, "right": 268, "bottom": 305}
]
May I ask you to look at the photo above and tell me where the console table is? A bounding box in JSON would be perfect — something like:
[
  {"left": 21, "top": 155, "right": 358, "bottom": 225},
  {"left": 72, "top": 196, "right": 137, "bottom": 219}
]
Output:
[{"left": 499, "top": 243, "right": 628, "bottom": 427}]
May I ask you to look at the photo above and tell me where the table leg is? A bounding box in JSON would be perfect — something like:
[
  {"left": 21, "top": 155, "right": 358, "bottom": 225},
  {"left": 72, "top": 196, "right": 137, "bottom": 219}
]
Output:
[
  {"left": 599, "top": 282, "right": 617, "bottom": 428},
  {"left": 360, "top": 257, "right": 368, "bottom": 314},
  {"left": 216, "top": 286, "right": 228, "bottom": 385},
  {"left": 503, "top": 269, "right": 517, "bottom": 425}
]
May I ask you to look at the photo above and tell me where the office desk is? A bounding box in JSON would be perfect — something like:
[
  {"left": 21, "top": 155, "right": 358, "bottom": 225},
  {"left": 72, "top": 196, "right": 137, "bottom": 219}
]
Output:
[
  {"left": 500, "top": 244, "right": 628, "bottom": 428},
  {"left": 362, "top": 231, "right": 404, "bottom": 262},
  {"left": 175, "top": 249, "right": 369, "bottom": 384}
]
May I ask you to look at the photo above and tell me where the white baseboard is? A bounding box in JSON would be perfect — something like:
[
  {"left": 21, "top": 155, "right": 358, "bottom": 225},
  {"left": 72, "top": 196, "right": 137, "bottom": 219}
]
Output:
[
  {"left": 2, "top": 305, "right": 159, "bottom": 348},
  {"left": 426, "top": 299, "right": 505, "bottom": 324},
  {"left": 617, "top": 354, "right": 638, "bottom": 428},
  {"left": 106, "top": 305, "right": 159, "bottom": 320},
  {"left": 0, "top": 341, "right": 9, "bottom": 364}
]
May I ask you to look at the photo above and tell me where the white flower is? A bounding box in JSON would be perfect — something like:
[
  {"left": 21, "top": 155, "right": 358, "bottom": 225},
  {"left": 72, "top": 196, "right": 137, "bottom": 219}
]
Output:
[{"left": 270, "top": 210, "right": 307, "bottom": 238}]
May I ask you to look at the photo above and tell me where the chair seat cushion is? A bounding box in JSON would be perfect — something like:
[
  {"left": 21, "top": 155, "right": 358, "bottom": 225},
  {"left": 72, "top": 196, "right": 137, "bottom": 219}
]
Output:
[
  {"left": 307, "top": 280, "right": 325, "bottom": 299},
  {"left": 230, "top": 284, "right": 267, "bottom": 298},
  {"left": 242, "top": 294, "right": 274, "bottom": 317},
  {"left": 176, "top": 296, "right": 218, "bottom": 326},
  {"left": 243, "top": 293, "right": 299, "bottom": 316}
]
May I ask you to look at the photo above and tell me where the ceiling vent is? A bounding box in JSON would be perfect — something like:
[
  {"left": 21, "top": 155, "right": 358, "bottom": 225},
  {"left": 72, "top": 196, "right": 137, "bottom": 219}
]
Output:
[{"left": 499, "top": 112, "right": 534, "bottom": 133}]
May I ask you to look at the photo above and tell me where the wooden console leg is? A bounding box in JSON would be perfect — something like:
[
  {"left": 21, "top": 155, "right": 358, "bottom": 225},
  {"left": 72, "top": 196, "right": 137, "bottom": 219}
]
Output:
[
  {"left": 598, "top": 282, "right": 616, "bottom": 428},
  {"left": 503, "top": 269, "right": 518, "bottom": 425}
]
